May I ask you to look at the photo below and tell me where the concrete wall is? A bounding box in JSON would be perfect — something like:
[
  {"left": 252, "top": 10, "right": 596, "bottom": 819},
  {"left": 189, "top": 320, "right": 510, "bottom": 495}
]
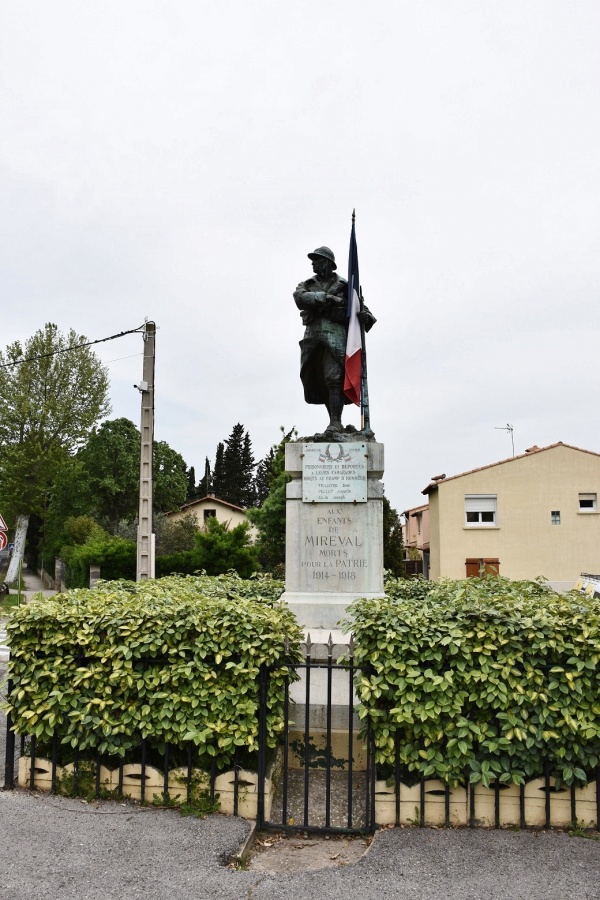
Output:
[{"left": 429, "top": 444, "right": 600, "bottom": 583}]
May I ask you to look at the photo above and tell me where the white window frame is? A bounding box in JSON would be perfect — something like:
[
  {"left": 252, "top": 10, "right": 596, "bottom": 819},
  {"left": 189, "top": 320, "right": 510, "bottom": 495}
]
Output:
[
  {"left": 464, "top": 494, "right": 497, "bottom": 527},
  {"left": 578, "top": 493, "right": 597, "bottom": 513}
]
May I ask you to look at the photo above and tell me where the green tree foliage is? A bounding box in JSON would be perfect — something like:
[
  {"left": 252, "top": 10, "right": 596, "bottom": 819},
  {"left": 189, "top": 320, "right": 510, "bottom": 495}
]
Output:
[
  {"left": 157, "top": 518, "right": 258, "bottom": 579},
  {"left": 247, "top": 428, "right": 295, "bottom": 573},
  {"left": 214, "top": 424, "right": 255, "bottom": 507},
  {"left": 154, "top": 513, "right": 198, "bottom": 556},
  {"left": 76, "top": 418, "right": 140, "bottom": 532},
  {"left": 186, "top": 466, "right": 197, "bottom": 502},
  {"left": 0, "top": 323, "right": 110, "bottom": 577},
  {"left": 153, "top": 440, "right": 187, "bottom": 513},
  {"left": 48, "top": 418, "right": 188, "bottom": 536},
  {"left": 212, "top": 442, "right": 225, "bottom": 497},
  {"left": 62, "top": 516, "right": 108, "bottom": 547},
  {"left": 197, "top": 457, "right": 211, "bottom": 497},
  {"left": 240, "top": 431, "right": 257, "bottom": 507},
  {"left": 383, "top": 496, "right": 405, "bottom": 577},
  {"left": 254, "top": 446, "right": 276, "bottom": 507}
]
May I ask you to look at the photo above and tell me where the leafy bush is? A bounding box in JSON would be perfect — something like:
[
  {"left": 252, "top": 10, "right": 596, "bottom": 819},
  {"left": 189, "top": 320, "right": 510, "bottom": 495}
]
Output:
[
  {"left": 156, "top": 518, "right": 258, "bottom": 579},
  {"left": 61, "top": 536, "right": 137, "bottom": 587},
  {"left": 344, "top": 576, "right": 600, "bottom": 788},
  {"left": 4, "top": 574, "right": 300, "bottom": 766},
  {"left": 59, "top": 518, "right": 260, "bottom": 586}
]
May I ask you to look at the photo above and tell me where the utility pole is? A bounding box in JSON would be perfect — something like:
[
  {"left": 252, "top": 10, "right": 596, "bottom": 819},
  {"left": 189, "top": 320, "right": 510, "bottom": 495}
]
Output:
[{"left": 136, "top": 321, "right": 156, "bottom": 580}]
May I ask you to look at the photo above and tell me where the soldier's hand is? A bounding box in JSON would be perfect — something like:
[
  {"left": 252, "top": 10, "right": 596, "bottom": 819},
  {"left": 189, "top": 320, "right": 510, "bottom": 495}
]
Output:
[{"left": 357, "top": 310, "right": 371, "bottom": 324}]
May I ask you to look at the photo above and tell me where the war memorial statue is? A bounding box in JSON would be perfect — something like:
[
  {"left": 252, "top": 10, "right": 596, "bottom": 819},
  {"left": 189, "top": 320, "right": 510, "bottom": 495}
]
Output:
[
  {"left": 294, "top": 245, "right": 376, "bottom": 439},
  {"left": 283, "top": 232, "right": 385, "bottom": 630}
]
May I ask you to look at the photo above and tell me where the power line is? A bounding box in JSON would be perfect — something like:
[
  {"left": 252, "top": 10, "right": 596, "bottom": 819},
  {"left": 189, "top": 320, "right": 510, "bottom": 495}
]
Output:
[{"left": 0, "top": 324, "right": 147, "bottom": 370}]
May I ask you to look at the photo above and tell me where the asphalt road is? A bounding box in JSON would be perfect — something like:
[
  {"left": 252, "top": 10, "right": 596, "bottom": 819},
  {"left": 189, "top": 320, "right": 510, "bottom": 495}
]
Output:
[{"left": 0, "top": 787, "right": 599, "bottom": 900}]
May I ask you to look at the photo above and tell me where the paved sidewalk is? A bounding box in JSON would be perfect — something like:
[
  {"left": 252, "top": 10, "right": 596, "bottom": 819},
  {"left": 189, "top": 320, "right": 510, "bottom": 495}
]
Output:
[{"left": 20, "top": 567, "right": 58, "bottom": 601}]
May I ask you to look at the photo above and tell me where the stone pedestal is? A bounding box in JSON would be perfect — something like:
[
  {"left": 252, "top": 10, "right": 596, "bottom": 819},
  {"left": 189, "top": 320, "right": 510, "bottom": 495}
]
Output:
[{"left": 282, "top": 441, "right": 385, "bottom": 631}]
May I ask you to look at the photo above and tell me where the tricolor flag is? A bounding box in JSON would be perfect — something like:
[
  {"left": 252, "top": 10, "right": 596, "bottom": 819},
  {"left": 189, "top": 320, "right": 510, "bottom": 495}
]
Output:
[{"left": 343, "top": 219, "right": 362, "bottom": 406}]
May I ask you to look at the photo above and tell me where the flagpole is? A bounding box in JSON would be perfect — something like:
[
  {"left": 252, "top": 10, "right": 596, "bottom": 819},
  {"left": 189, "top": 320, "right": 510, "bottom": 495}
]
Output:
[
  {"left": 359, "top": 285, "right": 370, "bottom": 433},
  {"left": 353, "top": 210, "right": 370, "bottom": 434}
]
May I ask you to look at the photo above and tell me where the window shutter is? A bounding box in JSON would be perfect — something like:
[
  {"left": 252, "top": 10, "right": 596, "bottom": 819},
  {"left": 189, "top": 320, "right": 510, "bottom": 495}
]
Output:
[
  {"left": 466, "top": 558, "right": 480, "bottom": 577},
  {"left": 465, "top": 496, "right": 496, "bottom": 512}
]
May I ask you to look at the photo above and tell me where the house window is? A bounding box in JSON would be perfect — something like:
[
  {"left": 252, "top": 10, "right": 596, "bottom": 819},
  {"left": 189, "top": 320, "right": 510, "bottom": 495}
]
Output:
[
  {"left": 578, "top": 493, "right": 597, "bottom": 512},
  {"left": 465, "top": 495, "right": 497, "bottom": 526},
  {"left": 551, "top": 511, "right": 561, "bottom": 525},
  {"left": 203, "top": 509, "right": 217, "bottom": 520}
]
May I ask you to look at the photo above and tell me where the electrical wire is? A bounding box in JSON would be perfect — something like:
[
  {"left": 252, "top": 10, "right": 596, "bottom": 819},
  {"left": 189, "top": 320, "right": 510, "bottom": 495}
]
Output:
[{"left": 0, "top": 325, "right": 147, "bottom": 370}]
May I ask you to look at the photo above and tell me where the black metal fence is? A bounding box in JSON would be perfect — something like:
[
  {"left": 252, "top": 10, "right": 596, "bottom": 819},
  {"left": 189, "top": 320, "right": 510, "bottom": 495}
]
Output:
[{"left": 4, "top": 648, "right": 599, "bottom": 832}]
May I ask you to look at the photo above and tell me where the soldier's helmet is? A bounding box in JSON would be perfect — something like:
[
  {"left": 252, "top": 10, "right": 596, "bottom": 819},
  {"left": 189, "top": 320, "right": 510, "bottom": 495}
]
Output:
[{"left": 307, "top": 246, "right": 337, "bottom": 270}]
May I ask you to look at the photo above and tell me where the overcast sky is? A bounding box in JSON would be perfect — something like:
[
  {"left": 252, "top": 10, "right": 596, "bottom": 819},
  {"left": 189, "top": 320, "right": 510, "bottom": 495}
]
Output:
[{"left": 1, "top": 1, "right": 599, "bottom": 513}]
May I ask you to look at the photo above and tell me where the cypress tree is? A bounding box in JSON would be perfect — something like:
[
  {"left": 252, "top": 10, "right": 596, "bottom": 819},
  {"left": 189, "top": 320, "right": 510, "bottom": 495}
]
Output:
[
  {"left": 212, "top": 442, "right": 225, "bottom": 498},
  {"left": 186, "top": 466, "right": 197, "bottom": 502},
  {"left": 197, "top": 457, "right": 211, "bottom": 497}
]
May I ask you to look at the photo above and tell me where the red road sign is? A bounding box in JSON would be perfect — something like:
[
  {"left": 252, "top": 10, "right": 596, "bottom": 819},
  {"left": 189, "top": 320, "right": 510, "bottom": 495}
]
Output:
[
  {"left": 0, "top": 513, "right": 6, "bottom": 530},
  {"left": 0, "top": 532, "right": 7, "bottom": 551}
]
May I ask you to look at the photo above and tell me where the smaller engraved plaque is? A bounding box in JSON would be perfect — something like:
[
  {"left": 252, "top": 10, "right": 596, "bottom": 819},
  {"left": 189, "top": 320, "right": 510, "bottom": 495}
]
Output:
[{"left": 302, "top": 442, "right": 367, "bottom": 503}]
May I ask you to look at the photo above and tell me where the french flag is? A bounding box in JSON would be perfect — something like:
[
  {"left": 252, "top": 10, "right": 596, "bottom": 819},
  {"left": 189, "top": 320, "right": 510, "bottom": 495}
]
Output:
[{"left": 343, "top": 219, "right": 362, "bottom": 406}]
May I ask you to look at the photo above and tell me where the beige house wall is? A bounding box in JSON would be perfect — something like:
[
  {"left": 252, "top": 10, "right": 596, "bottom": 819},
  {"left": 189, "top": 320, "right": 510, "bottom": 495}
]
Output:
[
  {"left": 167, "top": 497, "right": 258, "bottom": 541},
  {"left": 429, "top": 445, "right": 600, "bottom": 584}
]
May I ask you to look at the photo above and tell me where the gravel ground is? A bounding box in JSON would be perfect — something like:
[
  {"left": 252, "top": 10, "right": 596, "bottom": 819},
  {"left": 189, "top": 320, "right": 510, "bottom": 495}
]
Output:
[{"left": 269, "top": 768, "right": 367, "bottom": 829}]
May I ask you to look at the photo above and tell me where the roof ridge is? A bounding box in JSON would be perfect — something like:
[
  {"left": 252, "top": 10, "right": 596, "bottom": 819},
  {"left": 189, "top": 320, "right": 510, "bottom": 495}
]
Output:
[{"left": 422, "top": 442, "right": 600, "bottom": 494}]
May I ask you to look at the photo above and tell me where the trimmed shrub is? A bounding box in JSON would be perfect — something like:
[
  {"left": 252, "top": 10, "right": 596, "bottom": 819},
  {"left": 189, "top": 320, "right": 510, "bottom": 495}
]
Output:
[
  {"left": 4, "top": 574, "right": 300, "bottom": 765},
  {"left": 61, "top": 536, "right": 136, "bottom": 587},
  {"left": 344, "top": 576, "right": 600, "bottom": 788}
]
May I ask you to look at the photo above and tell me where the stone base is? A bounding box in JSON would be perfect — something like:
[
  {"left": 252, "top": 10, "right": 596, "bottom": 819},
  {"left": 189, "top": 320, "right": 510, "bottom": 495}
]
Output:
[
  {"left": 297, "top": 428, "right": 376, "bottom": 443},
  {"left": 282, "top": 590, "right": 384, "bottom": 631}
]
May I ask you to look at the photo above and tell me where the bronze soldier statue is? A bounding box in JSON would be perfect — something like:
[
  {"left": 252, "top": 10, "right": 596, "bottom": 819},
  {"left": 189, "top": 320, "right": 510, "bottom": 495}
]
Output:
[{"left": 294, "top": 246, "right": 375, "bottom": 435}]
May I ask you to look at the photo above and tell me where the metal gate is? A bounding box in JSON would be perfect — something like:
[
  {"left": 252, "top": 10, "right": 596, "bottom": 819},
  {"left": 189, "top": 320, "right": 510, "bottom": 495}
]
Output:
[{"left": 257, "top": 635, "right": 376, "bottom": 834}]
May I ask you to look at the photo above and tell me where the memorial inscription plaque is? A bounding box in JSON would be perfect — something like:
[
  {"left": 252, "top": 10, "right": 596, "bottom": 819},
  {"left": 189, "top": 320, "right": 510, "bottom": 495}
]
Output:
[
  {"left": 283, "top": 440, "right": 385, "bottom": 629},
  {"left": 302, "top": 442, "right": 367, "bottom": 503}
]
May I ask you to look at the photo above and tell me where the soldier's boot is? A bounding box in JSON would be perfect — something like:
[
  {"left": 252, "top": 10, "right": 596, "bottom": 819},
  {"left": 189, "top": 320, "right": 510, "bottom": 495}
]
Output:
[{"left": 325, "top": 386, "right": 344, "bottom": 433}]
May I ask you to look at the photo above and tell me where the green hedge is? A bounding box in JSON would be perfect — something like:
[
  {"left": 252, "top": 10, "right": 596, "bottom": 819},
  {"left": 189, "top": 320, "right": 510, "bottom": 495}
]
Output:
[
  {"left": 4, "top": 574, "right": 300, "bottom": 764},
  {"left": 344, "top": 577, "right": 600, "bottom": 788},
  {"left": 61, "top": 536, "right": 137, "bottom": 587},
  {"left": 61, "top": 519, "right": 259, "bottom": 587}
]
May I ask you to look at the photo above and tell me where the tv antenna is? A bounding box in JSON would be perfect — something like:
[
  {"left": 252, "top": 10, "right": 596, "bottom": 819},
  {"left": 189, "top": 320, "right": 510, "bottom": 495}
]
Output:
[{"left": 495, "top": 423, "right": 514, "bottom": 457}]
